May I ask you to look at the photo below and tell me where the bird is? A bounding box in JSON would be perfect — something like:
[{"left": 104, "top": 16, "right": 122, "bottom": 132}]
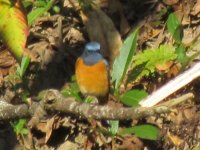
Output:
[{"left": 75, "top": 42, "right": 109, "bottom": 104}]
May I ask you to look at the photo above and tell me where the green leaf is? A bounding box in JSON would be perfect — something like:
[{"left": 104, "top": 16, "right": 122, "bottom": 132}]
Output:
[
  {"left": 52, "top": 5, "right": 60, "bottom": 14},
  {"left": 61, "top": 82, "right": 82, "bottom": 102},
  {"left": 84, "top": 96, "right": 96, "bottom": 103},
  {"left": 22, "top": 0, "right": 33, "bottom": 8},
  {"left": 21, "top": 128, "right": 29, "bottom": 134},
  {"left": 16, "top": 56, "right": 30, "bottom": 78},
  {"left": 34, "top": 0, "right": 47, "bottom": 7},
  {"left": 28, "top": 7, "right": 47, "bottom": 25},
  {"left": 120, "top": 124, "right": 160, "bottom": 140},
  {"left": 167, "top": 13, "right": 183, "bottom": 43},
  {"left": 112, "top": 28, "right": 139, "bottom": 94},
  {"left": 120, "top": 89, "right": 148, "bottom": 107},
  {"left": 0, "top": 0, "right": 29, "bottom": 61},
  {"left": 11, "top": 119, "right": 28, "bottom": 135},
  {"left": 130, "top": 44, "right": 177, "bottom": 81},
  {"left": 19, "top": 90, "right": 30, "bottom": 102},
  {"left": 108, "top": 120, "right": 119, "bottom": 136},
  {"left": 175, "top": 44, "right": 189, "bottom": 66},
  {"left": 28, "top": 0, "right": 53, "bottom": 25}
]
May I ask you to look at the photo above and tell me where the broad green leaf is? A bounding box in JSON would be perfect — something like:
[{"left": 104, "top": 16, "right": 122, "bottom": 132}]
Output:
[
  {"left": 0, "top": 0, "right": 29, "bottom": 61},
  {"left": 108, "top": 120, "right": 119, "bottom": 136},
  {"left": 120, "top": 89, "right": 148, "bottom": 107},
  {"left": 130, "top": 45, "right": 177, "bottom": 81},
  {"left": 28, "top": 0, "right": 53, "bottom": 25},
  {"left": 112, "top": 29, "right": 138, "bottom": 94},
  {"left": 167, "top": 13, "right": 183, "bottom": 43},
  {"left": 120, "top": 124, "right": 160, "bottom": 140}
]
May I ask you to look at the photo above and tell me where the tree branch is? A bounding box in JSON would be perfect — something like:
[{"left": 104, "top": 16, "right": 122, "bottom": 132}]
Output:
[
  {"left": 0, "top": 101, "right": 29, "bottom": 121},
  {"left": 43, "top": 90, "right": 171, "bottom": 120},
  {"left": 0, "top": 90, "right": 194, "bottom": 121}
]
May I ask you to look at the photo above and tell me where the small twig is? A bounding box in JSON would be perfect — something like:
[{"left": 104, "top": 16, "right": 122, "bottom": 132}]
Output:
[
  {"left": 30, "top": 31, "right": 49, "bottom": 40},
  {"left": 156, "top": 93, "right": 194, "bottom": 107},
  {"left": 140, "top": 62, "right": 200, "bottom": 107},
  {"left": 35, "top": 15, "right": 63, "bottom": 23}
]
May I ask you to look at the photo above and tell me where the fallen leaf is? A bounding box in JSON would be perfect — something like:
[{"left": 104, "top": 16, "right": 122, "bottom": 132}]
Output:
[
  {"left": 191, "top": 0, "right": 200, "bottom": 16},
  {"left": 65, "top": 27, "right": 85, "bottom": 44},
  {"left": 116, "top": 136, "right": 143, "bottom": 150},
  {"left": 33, "top": 116, "right": 62, "bottom": 144},
  {"left": 167, "top": 63, "right": 181, "bottom": 77},
  {"left": 167, "top": 131, "right": 184, "bottom": 146},
  {"left": 156, "top": 61, "right": 173, "bottom": 72},
  {"left": 57, "top": 141, "right": 79, "bottom": 150},
  {"left": 0, "top": 50, "right": 16, "bottom": 68}
]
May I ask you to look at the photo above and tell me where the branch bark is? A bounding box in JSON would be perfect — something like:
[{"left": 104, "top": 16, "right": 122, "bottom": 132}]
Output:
[
  {"left": 0, "top": 90, "right": 193, "bottom": 121},
  {"left": 0, "top": 100, "right": 29, "bottom": 120},
  {"left": 43, "top": 90, "right": 171, "bottom": 120}
]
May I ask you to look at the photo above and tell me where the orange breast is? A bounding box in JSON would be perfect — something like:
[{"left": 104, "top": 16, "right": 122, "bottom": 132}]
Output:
[{"left": 75, "top": 58, "right": 109, "bottom": 97}]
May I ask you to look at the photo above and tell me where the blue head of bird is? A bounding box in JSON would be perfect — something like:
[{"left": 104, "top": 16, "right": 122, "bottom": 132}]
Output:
[{"left": 82, "top": 42, "right": 104, "bottom": 66}]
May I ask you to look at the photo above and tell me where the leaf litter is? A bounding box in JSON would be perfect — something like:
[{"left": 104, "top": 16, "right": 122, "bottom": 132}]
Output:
[{"left": 0, "top": 0, "right": 199, "bottom": 149}]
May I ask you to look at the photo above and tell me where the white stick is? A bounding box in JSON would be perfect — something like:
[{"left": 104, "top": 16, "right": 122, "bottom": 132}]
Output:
[{"left": 139, "top": 62, "right": 200, "bottom": 107}]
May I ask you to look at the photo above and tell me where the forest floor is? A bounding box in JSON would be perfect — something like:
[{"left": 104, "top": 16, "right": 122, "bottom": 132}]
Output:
[{"left": 0, "top": 0, "right": 200, "bottom": 150}]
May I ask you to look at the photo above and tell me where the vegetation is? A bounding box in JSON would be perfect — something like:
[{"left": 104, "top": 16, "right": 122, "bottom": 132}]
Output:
[{"left": 0, "top": 0, "right": 199, "bottom": 149}]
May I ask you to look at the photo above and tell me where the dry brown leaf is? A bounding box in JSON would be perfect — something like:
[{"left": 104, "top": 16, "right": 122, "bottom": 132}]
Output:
[
  {"left": 167, "top": 131, "right": 184, "bottom": 146},
  {"left": 33, "top": 116, "right": 62, "bottom": 144},
  {"left": 29, "top": 41, "right": 55, "bottom": 66},
  {"left": 0, "top": 49, "right": 16, "bottom": 68},
  {"left": 150, "top": 28, "right": 162, "bottom": 38},
  {"left": 45, "top": 117, "right": 56, "bottom": 143},
  {"left": 167, "top": 63, "right": 181, "bottom": 77},
  {"left": 191, "top": 0, "right": 200, "bottom": 16},
  {"left": 85, "top": 137, "right": 94, "bottom": 150},
  {"left": 152, "top": 26, "right": 165, "bottom": 48},
  {"left": 0, "top": 49, "right": 16, "bottom": 78},
  {"left": 65, "top": 27, "right": 85, "bottom": 44},
  {"left": 156, "top": 61, "right": 181, "bottom": 77},
  {"left": 80, "top": 6, "right": 122, "bottom": 65},
  {"left": 115, "top": 136, "right": 143, "bottom": 150},
  {"left": 34, "top": 122, "right": 47, "bottom": 133},
  {"left": 0, "top": 74, "right": 3, "bottom": 87},
  {"left": 156, "top": 61, "right": 173, "bottom": 72}
]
